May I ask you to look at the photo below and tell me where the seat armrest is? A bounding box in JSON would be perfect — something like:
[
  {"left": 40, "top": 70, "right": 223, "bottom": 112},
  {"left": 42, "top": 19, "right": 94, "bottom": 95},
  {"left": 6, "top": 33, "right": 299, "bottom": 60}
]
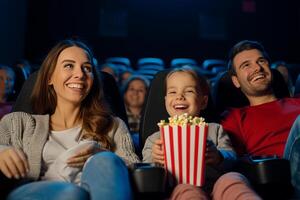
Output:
[
  {"left": 236, "top": 156, "right": 291, "bottom": 185},
  {"left": 130, "top": 163, "right": 166, "bottom": 193},
  {"left": 235, "top": 156, "right": 294, "bottom": 199}
]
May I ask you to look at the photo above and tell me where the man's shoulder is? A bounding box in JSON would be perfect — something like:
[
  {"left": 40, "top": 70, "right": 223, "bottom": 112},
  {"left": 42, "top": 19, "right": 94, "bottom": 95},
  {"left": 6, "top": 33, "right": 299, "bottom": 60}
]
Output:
[
  {"left": 222, "top": 97, "right": 300, "bottom": 119},
  {"left": 281, "top": 97, "right": 300, "bottom": 104},
  {"left": 220, "top": 107, "right": 249, "bottom": 128},
  {"left": 221, "top": 107, "right": 246, "bottom": 118}
]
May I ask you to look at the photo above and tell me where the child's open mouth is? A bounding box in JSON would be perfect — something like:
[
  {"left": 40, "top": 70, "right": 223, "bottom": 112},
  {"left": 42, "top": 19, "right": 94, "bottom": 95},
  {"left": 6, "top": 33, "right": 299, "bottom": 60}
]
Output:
[{"left": 174, "top": 104, "right": 188, "bottom": 111}]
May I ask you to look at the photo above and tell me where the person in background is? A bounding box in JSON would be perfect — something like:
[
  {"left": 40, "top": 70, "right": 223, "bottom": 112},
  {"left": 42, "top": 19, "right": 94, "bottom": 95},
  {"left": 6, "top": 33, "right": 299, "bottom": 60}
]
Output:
[
  {"left": 119, "top": 66, "right": 134, "bottom": 87},
  {"left": 123, "top": 75, "right": 149, "bottom": 133},
  {"left": 0, "top": 39, "right": 139, "bottom": 200},
  {"left": 11, "top": 59, "right": 32, "bottom": 101},
  {"left": 271, "top": 61, "right": 294, "bottom": 96},
  {"left": 143, "top": 67, "right": 261, "bottom": 200},
  {"left": 122, "top": 75, "right": 149, "bottom": 152},
  {"left": 0, "top": 65, "right": 16, "bottom": 119},
  {"left": 100, "top": 63, "right": 120, "bottom": 83},
  {"left": 14, "top": 59, "right": 32, "bottom": 80}
]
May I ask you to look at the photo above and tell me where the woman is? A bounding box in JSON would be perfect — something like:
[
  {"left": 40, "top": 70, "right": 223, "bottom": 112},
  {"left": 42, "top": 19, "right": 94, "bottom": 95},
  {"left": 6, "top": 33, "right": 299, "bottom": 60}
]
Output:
[
  {"left": 0, "top": 39, "right": 139, "bottom": 200},
  {"left": 123, "top": 76, "right": 149, "bottom": 152},
  {"left": 123, "top": 75, "right": 149, "bottom": 133}
]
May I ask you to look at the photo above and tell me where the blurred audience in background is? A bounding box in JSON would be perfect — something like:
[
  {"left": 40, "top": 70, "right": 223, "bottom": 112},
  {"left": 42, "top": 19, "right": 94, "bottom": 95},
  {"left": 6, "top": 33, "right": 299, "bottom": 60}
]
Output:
[
  {"left": 271, "top": 61, "right": 294, "bottom": 96},
  {"left": 119, "top": 67, "right": 134, "bottom": 87},
  {"left": 122, "top": 75, "right": 149, "bottom": 152},
  {"left": 12, "top": 59, "right": 32, "bottom": 100},
  {"left": 100, "top": 63, "right": 120, "bottom": 83},
  {"left": 14, "top": 59, "right": 32, "bottom": 80},
  {"left": 0, "top": 65, "right": 16, "bottom": 118},
  {"left": 122, "top": 75, "right": 150, "bottom": 133}
]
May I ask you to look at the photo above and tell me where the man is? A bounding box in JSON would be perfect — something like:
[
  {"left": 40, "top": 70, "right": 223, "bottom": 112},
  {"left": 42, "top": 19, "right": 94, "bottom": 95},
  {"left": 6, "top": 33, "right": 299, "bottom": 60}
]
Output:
[{"left": 221, "top": 40, "right": 300, "bottom": 197}]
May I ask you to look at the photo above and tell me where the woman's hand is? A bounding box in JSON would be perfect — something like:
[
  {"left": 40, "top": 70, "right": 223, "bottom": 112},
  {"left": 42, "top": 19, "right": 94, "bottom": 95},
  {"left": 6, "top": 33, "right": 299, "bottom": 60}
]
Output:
[
  {"left": 152, "top": 139, "right": 165, "bottom": 165},
  {"left": 67, "top": 143, "right": 104, "bottom": 168},
  {"left": 205, "top": 141, "right": 223, "bottom": 166},
  {"left": 0, "top": 147, "right": 29, "bottom": 179}
]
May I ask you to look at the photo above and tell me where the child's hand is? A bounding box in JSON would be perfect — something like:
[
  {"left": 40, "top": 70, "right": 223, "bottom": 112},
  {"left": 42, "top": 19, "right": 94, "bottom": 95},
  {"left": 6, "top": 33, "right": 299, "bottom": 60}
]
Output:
[
  {"left": 152, "top": 139, "right": 165, "bottom": 165},
  {"left": 205, "top": 141, "right": 223, "bottom": 166}
]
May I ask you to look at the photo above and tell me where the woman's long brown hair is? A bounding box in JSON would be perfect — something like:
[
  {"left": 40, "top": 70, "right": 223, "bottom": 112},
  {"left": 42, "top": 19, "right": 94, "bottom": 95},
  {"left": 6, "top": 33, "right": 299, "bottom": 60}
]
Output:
[{"left": 31, "top": 39, "right": 114, "bottom": 150}]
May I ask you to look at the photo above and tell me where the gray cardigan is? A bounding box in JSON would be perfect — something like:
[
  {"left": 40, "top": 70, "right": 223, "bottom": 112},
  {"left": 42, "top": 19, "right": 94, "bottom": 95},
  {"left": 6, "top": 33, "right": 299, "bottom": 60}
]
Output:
[
  {"left": 0, "top": 112, "right": 140, "bottom": 180},
  {"left": 143, "top": 123, "right": 236, "bottom": 188}
]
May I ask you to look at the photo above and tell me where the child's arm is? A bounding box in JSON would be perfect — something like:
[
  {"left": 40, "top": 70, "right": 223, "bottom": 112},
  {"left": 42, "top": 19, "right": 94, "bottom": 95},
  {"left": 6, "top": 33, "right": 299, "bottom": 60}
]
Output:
[
  {"left": 142, "top": 132, "right": 164, "bottom": 165},
  {"left": 206, "top": 141, "right": 224, "bottom": 166},
  {"left": 207, "top": 123, "right": 237, "bottom": 171},
  {"left": 151, "top": 139, "right": 164, "bottom": 165}
]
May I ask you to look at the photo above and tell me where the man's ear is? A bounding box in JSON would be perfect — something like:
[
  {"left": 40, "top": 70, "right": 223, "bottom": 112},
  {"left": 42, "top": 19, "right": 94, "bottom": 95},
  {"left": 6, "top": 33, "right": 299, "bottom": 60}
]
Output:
[{"left": 231, "top": 75, "right": 241, "bottom": 88}]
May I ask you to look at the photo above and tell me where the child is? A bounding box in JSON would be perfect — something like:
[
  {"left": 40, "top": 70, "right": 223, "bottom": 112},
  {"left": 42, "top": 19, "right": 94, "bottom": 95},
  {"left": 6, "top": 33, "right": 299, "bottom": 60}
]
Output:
[{"left": 142, "top": 67, "right": 261, "bottom": 199}]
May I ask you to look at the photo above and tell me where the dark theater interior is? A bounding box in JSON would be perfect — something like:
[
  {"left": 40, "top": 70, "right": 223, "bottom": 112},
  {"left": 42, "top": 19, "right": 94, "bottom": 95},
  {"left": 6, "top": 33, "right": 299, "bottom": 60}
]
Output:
[
  {"left": 1, "top": 0, "right": 300, "bottom": 66},
  {"left": 1, "top": 0, "right": 300, "bottom": 199}
]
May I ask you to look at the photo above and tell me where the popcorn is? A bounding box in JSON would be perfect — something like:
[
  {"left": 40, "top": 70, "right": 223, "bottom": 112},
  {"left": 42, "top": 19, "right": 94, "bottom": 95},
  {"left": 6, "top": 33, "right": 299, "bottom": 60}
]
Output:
[
  {"left": 158, "top": 113, "right": 208, "bottom": 187},
  {"left": 157, "top": 113, "right": 206, "bottom": 127}
]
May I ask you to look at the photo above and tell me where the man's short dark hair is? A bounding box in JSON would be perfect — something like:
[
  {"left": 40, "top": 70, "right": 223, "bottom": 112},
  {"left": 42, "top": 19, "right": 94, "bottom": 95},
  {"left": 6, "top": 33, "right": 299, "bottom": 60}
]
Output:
[{"left": 227, "top": 40, "right": 270, "bottom": 75}]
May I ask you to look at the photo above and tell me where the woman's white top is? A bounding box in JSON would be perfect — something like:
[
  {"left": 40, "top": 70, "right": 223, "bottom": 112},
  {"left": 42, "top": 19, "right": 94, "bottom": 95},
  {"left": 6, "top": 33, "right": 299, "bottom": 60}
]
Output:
[{"left": 41, "top": 126, "right": 98, "bottom": 184}]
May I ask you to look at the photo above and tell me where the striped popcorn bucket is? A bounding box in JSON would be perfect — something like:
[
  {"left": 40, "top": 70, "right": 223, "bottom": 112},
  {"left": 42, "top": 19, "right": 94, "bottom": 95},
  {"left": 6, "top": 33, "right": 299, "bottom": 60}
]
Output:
[{"left": 160, "top": 124, "right": 208, "bottom": 186}]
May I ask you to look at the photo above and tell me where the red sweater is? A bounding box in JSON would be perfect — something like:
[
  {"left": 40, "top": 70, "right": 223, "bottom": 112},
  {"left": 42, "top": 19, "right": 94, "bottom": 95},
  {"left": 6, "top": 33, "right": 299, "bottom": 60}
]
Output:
[{"left": 221, "top": 98, "right": 300, "bottom": 157}]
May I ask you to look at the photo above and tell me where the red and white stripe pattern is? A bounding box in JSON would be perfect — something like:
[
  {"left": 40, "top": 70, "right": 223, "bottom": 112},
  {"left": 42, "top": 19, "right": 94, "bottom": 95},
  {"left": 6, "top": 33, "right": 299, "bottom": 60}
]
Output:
[{"left": 160, "top": 124, "right": 208, "bottom": 186}]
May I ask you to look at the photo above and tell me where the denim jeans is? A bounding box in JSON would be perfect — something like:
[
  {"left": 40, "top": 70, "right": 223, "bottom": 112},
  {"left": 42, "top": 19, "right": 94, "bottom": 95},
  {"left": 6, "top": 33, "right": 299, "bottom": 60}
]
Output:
[
  {"left": 80, "top": 151, "right": 133, "bottom": 200},
  {"left": 284, "top": 115, "right": 300, "bottom": 198},
  {"left": 6, "top": 181, "right": 89, "bottom": 200},
  {"left": 7, "top": 152, "right": 133, "bottom": 200}
]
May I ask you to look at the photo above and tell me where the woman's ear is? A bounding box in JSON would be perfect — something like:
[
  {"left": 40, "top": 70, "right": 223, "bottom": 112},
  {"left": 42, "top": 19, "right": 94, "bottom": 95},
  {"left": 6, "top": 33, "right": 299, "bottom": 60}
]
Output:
[{"left": 48, "top": 76, "right": 53, "bottom": 85}]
